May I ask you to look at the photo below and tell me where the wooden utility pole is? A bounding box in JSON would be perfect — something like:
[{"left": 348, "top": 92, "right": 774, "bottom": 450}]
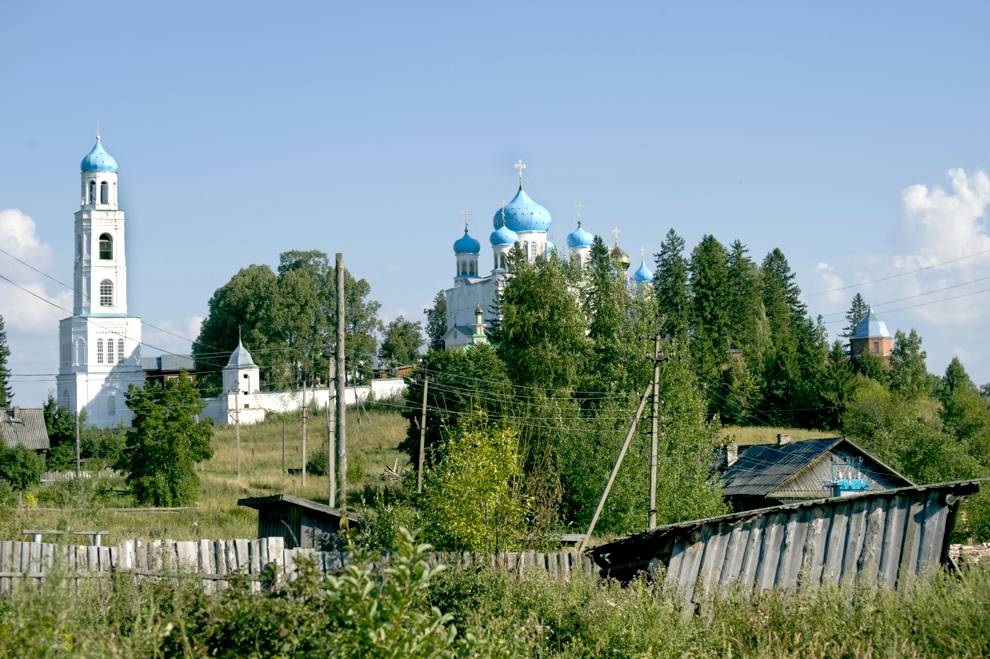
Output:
[
  {"left": 335, "top": 253, "right": 347, "bottom": 510},
  {"left": 74, "top": 408, "right": 81, "bottom": 478},
  {"left": 327, "top": 354, "right": 337, "bottom": 507},
  {"left": 301, "top": 378, "right": 308, "bottom": 486},
  {"left": 578, "top": 382, "right": 653, "bottom": 553},
  {"left": 417, "top": 370, "right": 429, "bottom": 493},
  {"left": 234, "top": 383, "right": 241, "bottom": 479},
  {"left": 649, "top": 333, "right": 661, "bottom": 530}
]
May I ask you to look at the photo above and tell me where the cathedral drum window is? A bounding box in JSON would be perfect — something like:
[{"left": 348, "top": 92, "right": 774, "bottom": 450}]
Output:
[
  {"left": 118, "top": 339, "right": 125, "bottom": 363},
  {"left": 97, "top": 339, "right": 104, "bottom": 364},
  {"left": 99, "top": 279, "right": 114, "bottom": 306}
]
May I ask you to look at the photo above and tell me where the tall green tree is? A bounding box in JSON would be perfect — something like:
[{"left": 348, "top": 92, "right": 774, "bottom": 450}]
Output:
[
  {"left": 579, "top": 237, "right": 647, "bottom": 400},
  {"left": 193, "top": 250, "right": 383, "bottom": 392},
  {"left": 760, "top": 248, "right": 805, "bottom": 424},
  {"left": 689, "top": 235, "right": 732, "bottom": 392},
  {"left": 42, "top": 394, "right": 77, "bottom": 470},
  {"left": 497, "top": 256, "right": 588, "bottom": 393},
  {"left": 0, "top": 315, "right": 12, "bottom": 407},
  {"left": 116, "top": 375, "right": 213, "bottom": 506},
  {"left": 424, "top": 291, "right": 447, "bottom": 352},
  {"left": 399, "top": 346, "right": 512, "bottom": 468},
  {"left": 819, "top": 340, "right": 856, "bottom": 429},
  {"left": 843, "top": 293, "right": 870, "bottom": 338},
  {"left": 379, "top": 316, "right": 423, "bottom": 368},
  {"left": 726, "top": 240, "right": 770, "bottom": 363},
  {"left": 652, "top": 229, "right": 691, "bottom": 347},
  {"left": 889, "top": 329, "right": 931, "bottom": 399}
]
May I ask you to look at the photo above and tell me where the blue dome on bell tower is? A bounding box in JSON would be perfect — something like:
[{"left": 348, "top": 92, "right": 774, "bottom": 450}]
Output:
[
  {"left": 453, "top": 228, "right": 481, "bottom": 254},
  {"left": 80, "top": 137, "right": 118, "bottom": 173}
]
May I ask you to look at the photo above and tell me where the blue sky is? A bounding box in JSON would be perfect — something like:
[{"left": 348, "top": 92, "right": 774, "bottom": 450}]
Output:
[{"left": 3, "top": 1, "right": 990, "bottom": 404}]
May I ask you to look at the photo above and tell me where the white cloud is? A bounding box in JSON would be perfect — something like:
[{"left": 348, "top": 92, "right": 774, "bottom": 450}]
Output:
[
  {"left": 897, "top": 168, "right": 990, "bottom": 265},
  {"left": 814, "top": 261, "right": 843, "bottom": 303},
  {"left": 0, "top": 209, "right": 70, "bottom": 332}
]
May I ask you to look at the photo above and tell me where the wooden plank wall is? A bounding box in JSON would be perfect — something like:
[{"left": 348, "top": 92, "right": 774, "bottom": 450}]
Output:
[{"left": 0, "top": 538, "right": 596, "bottom": 593}]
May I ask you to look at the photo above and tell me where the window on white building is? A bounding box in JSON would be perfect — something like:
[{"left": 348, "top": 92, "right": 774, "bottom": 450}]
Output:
[
  {"left": 88, "top": 180, "right": 96, "bottom": 205},
  {"left": 100, "top": 181, "right": 108, "bottom": 204},
  {"left": 99, "top": 234, "right": 113, "bottom": 260},
  {"left": 97, "top": 339, "right": 104, "bottom": 364},
  {"left": 118, "top": 339, "right": 125, "bottom": 363},
  {"left": 100, "top": 280, "right": 113, "bottom": 306}
]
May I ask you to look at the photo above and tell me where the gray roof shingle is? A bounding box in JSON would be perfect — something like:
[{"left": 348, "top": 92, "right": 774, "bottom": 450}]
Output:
[{"left": 0, "top": 408, "right": 50, "bottom": 451}]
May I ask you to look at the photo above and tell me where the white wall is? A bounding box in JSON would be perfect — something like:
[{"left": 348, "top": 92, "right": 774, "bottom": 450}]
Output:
[{"left": 201, "top": 378, "right": 407, "bottom": 426}]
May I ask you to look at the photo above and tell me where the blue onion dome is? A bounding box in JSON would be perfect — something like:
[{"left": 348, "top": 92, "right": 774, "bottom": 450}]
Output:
[
  {"left": 633, "top": 260, "right": 653, "bottom": 284},
  {"left": 566, "top": 221, "right": 595, "bottom": 249},
  {"left": 453, "top": 228, "right": 481, "bottom": 254},
  {"left": 492, "top": 187, "right": 552, "bottom": 233},
  {"left": 80, "top": 137, "right": 118, "bottom": 173},
  {"left": 490, "top": 223, "right": 519, "bottom": 246}
]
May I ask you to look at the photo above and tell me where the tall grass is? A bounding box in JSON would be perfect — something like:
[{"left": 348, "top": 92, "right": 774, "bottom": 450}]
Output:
[
  {"left": 1, "top": 541, "right": 988, "bottom": 658},
  {"left": 1, "top": 409, "right": 409, "bottom": 543}
]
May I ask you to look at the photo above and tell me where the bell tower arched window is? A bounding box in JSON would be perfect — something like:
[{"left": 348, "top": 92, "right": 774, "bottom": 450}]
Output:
[
  {"left": 118, "top": 339, "right": 125, "bottom": 363},
  {"left": 88, "top": 180, "right": 96, "bottom": 205},
  {"left": 100, "top": 181, "right": 108, "bottom": 204},
  {"left": 97, "top": 339, "right": 104, "bottom": 364},
  {"left": 99, "top": 233, "right": 113, "bottom": 260},
  {"left": 99, "top": 279, "right": 113, "bottom": 307}
]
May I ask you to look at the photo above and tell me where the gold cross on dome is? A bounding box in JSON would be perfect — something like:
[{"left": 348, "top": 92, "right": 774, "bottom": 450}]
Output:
[
  {"left": 498, "top": 200, "right": 507, "bottom": 227},
  {"left": 612, "top": 227, "right": 621, "bottom": 244},
  {"left": 574, "top": 200, "right": 584, "bottom": 225},
  {"left": 514, "top": 160, "right": 527, "bottom": 186},
  {"left": 462, "top": 209, "right": 471, "bottom": 231}
]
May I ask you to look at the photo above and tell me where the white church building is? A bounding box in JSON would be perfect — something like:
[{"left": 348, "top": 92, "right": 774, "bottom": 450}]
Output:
[
  {"left": 56, "top": 135, "right": 145, "bottom": 427},
  {"left": 442, "top": 162, "right": 653, "bottom": 349}
]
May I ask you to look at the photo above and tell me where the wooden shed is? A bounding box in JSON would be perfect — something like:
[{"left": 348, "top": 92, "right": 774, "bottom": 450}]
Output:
[{"left": 237, "top": 494, "right": 361, "bottom": 550}]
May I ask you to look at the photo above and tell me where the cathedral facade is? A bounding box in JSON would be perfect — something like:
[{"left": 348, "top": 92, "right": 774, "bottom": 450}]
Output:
[
  {"left": 442, "top": 162, "right": 653, "bottom": 349},
  {"left": 56, "top": 136, "right": 145, "bottom": 427}
]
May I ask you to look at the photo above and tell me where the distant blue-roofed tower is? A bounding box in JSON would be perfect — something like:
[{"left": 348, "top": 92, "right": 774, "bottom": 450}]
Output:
[{"left": 849, "top": 305, "right": 894, "bottom": 359}]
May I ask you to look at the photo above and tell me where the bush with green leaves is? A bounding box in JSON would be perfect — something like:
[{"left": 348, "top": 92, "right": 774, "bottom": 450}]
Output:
[
  {"left": 420, "top": 411, "right": 530, "bottom": 552},
  {"left": 115, "top": 374, "right": 213, "bottom": 506},
  {"left": 0, "top": 445, "right": 43, "bottom": 491}
]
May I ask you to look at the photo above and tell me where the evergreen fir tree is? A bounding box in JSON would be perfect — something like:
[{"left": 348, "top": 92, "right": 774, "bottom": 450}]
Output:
[
  {"left": 580, "top": 237, "right": 644, "bottom": 400},
  {"left": 0, "top": 315, "right": 10, "bottom": 407},
  {"left": 689, "top": 235, "right": 732, "bottom": 393},
  {"left": 889, "top": 329, "right": 931, "bottom": 399},
  {"left": 820, "top": 340, "right": 855, "bottom": 429},
  {"left": 843, "top": 293, "right": 869, "bottom": 338},
  {"left": 759, "top": 248, "right": 805, "bottom": 424},
  {"left": 424, "top": 290, "right": 447, "bottom": 352},
  {"left": 652, "top": 229, "right": 691, "bottom": 347}
]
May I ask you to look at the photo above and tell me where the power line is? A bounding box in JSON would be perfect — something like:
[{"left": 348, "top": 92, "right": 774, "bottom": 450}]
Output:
[
  {"left": 822, "top": 284, "right": 990, "bottom": 325},
  {"left": 803, "top": 247, "right": 990, "bottom": 298},
  {"left": 819, "top": 273, "right": 990, "bottom": 318}
]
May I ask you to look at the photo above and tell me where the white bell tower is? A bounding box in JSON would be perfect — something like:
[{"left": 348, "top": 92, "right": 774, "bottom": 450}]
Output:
[{"left": 56, "top": 132, "right": 145, "bottom": 427}]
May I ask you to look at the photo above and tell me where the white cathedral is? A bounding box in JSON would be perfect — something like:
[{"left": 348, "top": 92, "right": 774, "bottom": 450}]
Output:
[
  {"left": 56, "top": 135, "right": 145, "bottom": 427},
  {"left": 442, "top": 161, "right": 654, "bottom": 349}
]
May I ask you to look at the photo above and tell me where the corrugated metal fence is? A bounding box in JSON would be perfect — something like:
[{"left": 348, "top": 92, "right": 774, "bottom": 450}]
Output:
[
  {"left": 590, "top": 480, "right": 982, "bottom": 605},
  {"left": 0, "top": 537, "right": 596, "bottom": 593}
]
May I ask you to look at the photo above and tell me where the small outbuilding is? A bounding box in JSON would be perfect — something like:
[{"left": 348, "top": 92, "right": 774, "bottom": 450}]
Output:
[
  {"left": 0, "top": 408, "right": 50, "bottom": 457},
  {"left": 237, "top": 494, "right": 361, "bottom": 550},
  {"left": 722, "top": 435, "right": 913, "bottom": 512}
]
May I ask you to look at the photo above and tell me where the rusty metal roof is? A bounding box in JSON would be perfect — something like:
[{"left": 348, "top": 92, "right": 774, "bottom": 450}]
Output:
[
  {"left": 723, "top": 437, "right": 913, "bottom": 497},
  {"left": 589, "top": 480, "right": 983, "bottom": 598},
  {"left": 0, "top": 408, "right": 50, "bottom": 451}
]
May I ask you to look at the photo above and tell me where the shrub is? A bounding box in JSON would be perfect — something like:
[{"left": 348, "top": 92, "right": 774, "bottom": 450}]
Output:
[{"left": 0, "top": 446, "right": 43, "bottom": 491}]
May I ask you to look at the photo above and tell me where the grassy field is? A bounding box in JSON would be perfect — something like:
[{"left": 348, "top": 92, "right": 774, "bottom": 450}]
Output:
[
  {"left": 0, "top": 407, "right": 409, "bottom": 544},
  {"left": 723, "top": 425, "right": 835, "bottom": 446}
]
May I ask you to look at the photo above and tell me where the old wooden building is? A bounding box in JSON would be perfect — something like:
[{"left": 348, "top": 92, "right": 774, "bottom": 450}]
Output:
[
  {"left": 237, "top": 494, "right": 361, "bottom": 550},
  {"left": 722, "top": 435, "right": 913, "bottom": 512}
]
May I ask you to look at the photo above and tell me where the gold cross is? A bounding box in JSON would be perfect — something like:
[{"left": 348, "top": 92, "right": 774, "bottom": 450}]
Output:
[
  {"left": 462, "top": 209, "right": 471, "bottom": 232},
  {"left": 612, "top": 227, "right": 621, "bottom": 244},
  {"left": 574, "top": 200, "right": 584, "bottom": 225}
]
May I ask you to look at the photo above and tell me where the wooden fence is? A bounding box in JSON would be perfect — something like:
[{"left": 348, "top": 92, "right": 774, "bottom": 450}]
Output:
[{"left": 0, "top": 537, "right": 597, "bottom": 593}]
